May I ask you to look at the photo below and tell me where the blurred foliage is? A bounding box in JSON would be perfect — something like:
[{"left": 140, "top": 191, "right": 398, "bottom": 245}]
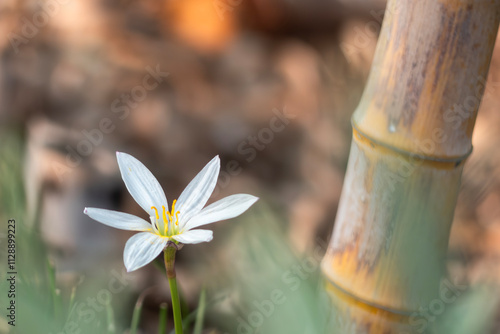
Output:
[
  {"left": 433, "top": 285, "right": 500, "bottom": 334},
  {"left": 195, "top": 205, "right": 500, "bottom": 334},
  {"left": 0, "top": 131, "right": 134, "bottom": 334},
  {"left": 0, "top": 133, "right": 499, "bottom": 334},
  {"left": 204, "top": 205, "right": 333, "bottom": 333},
  {"left": 0, "top": 130, "right": 26, "bottom": 221}
]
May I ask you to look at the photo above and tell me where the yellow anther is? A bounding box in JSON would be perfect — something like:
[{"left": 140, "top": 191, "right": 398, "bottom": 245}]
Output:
[
  {"left": 151, "top": 206, "right": 159, "bottom": 220},
  {"left": 175, "top": 211, "right": 179, "bottom": 225}
]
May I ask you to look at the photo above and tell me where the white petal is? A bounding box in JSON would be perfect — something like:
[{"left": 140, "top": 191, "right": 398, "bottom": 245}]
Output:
[
  {"left": 173, "top": 230, "right": 213, "bottom": 244},
  {"left": 123, "top": 232, "right": 168, "bottom": 272},
  {"left": 116, "top": 152, "right": 168, "bottom": 218},
  {"left": 183, "top": 194, "right": 258, "bottom": 230},
  {"left": 84, "top": 208, "right": 153, "bottom": 231},
  {"left": 176, "top": 156, "right": 220, "bottom": 227}
]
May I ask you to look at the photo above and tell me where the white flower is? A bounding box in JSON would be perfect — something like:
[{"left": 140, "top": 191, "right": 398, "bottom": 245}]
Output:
[{"left": 84, "top": 152, "right": 258, "bottom": 272}]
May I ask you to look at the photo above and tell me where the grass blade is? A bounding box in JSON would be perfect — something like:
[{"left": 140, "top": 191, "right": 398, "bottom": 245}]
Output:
[
  {"left": 193, "top": 288, "right": 206, "bottom": 334},
  {"left": 129, "top": 297, "right": 144, "bottom": 334},
  {"left": 106, "top": 300, "right": 116, "bottom": 334},
  {"left": 158, "top": 303, "right": 168, "bottom": 334}
]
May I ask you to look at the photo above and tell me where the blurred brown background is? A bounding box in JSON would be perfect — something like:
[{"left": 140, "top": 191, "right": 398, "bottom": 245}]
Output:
[{"left": 1, "top": 0, "right": 500, "bottom": 331}]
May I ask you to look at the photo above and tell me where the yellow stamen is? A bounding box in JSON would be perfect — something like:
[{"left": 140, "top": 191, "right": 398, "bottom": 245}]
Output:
[
  {"left": 162, "top": 205, "right": 168, "bottom": 223},
  {"left": 162, "top": 205, "right": 169, "bottom": 235},
  {"left": 171, "top": 200, "right": 177, "bottom": 217},
  {"left": 170, "top": 199, "right": 180, "bottom": 226},
  {"left": 151, "top": 206, "right": 159, "bottom": 220}
]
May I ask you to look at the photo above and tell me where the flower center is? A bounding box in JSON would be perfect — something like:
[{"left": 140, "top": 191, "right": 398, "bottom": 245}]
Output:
[{"left": 151, "top": 200, "right": 180, "bottom": 236}]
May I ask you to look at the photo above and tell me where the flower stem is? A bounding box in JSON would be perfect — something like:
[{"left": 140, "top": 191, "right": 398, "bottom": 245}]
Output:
[{"left": 164, "top": 245, "right": 183, "bottom": 334}]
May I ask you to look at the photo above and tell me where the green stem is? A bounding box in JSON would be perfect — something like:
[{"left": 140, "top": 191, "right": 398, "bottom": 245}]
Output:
[
  {"left": 164, "top": 246, "right": 183, "bottom": 334},
  {"left": 168, "top": 278, "right": 183, "bottom": 334}
]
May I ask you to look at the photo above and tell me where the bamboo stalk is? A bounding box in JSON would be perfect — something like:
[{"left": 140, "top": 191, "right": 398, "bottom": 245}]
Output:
[{"left": 322, "top": 0, "right": 500, "bottom": 329}]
